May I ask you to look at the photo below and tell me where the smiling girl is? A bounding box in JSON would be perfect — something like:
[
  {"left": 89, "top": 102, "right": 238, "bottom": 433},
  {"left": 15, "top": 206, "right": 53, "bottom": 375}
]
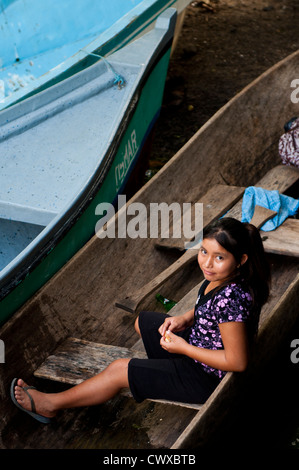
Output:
[
  {"left": 11, "top": 218, "right": 271, "bottom": 422},
  {"left": 131, "top": 217, "right": 271, "bottom": 403}
]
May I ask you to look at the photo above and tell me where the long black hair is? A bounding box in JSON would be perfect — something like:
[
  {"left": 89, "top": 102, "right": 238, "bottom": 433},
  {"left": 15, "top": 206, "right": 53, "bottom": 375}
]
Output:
[{"left": 203, "top": 217, "right": 271, "bottom": 335}]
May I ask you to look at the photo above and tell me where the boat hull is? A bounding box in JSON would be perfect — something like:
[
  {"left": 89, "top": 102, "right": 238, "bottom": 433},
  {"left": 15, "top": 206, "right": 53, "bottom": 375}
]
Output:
[
  {"left": 0, "top": 10, "right": 176, "bottom": 325},
  {"left": 0, "top": 50, "right": 298, "bottom": 449}
]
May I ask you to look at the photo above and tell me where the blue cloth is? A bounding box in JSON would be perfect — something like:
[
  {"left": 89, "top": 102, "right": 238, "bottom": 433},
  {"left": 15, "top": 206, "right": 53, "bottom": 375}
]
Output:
[{"left": 241, "top": 186, "right": 299, "bottom": 231}]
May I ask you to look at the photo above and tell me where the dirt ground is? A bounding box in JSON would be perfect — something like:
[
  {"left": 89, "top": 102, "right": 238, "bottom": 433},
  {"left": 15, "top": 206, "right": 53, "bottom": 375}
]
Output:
[{"left": 148, "top": 0, "right": 299, "bottom": 175}]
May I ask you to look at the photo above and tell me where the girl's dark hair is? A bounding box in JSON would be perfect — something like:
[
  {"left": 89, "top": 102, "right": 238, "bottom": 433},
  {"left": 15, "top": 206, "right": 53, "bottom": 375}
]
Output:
[{"left": 203, "top": 217, "right": 271, "bottom": 336}]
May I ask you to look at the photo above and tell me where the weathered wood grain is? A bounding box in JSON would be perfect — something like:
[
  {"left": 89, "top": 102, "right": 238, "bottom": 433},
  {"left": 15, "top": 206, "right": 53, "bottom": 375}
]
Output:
[{"left": 155, "top": 184, "right": 245, "bottom": 250}]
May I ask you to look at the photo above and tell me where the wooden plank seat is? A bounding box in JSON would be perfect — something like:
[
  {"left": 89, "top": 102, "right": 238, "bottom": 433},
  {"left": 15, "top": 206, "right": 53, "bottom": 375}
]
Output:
[
  {"left": 261, "top": 218, "right": 299, "bottom": 257},
  {"left": 224, "top": 164, "right": 299, "bottom": 257},
  {"left": 155, "top": 184, "right": 245, "bottom": 251},
  {"left": 115, "top": 165, "right": 299, "bottom": 314},
  {"left": 155, "top": 165, "right": 299, "bottom": 252},
  {"left": 34, "top": 337, "right": 203, "bottom": 410}
]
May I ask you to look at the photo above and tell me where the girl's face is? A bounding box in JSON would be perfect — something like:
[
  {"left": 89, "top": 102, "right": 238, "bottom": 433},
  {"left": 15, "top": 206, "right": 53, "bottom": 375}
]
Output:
[{"left": 198, "top": 237, "right": 247, "bottom": 287}]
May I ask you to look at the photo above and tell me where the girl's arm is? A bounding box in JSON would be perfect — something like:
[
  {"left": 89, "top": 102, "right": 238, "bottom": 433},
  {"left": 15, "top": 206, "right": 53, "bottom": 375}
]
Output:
[{"left": 161, "top": 321, "right": 249, "bottom": 372}]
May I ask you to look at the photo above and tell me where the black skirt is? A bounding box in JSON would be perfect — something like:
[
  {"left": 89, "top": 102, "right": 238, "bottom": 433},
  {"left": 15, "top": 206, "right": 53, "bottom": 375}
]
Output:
[{"left": 128, "top": 311, "right": 220, "bottom": 404}]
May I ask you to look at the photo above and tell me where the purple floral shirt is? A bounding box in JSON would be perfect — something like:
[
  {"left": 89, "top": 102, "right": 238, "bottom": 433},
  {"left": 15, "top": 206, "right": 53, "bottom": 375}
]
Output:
[{"left": 188, "top": 279, "right": 253, "bottom": 379}]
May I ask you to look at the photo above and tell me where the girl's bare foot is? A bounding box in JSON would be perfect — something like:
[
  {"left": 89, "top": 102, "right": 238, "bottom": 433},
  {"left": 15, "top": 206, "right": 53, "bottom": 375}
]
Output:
[{"left": 13, "top": 378, "right": 56, "bottom": 419}]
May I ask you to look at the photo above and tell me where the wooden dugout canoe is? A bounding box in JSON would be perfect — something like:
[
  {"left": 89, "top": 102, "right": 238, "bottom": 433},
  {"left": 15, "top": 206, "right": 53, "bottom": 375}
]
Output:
[{"left": 0, "top": 50, "right": 299, "bottom": 450}]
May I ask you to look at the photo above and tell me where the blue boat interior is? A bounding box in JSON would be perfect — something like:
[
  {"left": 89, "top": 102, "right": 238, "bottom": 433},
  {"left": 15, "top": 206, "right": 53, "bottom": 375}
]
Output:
[
  {"left": 0, "top": 5, "right": 176, "bottom": 279},
  {"left": 0, "top": 0, "right": 143, "bottom": 99},
  {"left": 0, "top": 219, "right": 43, "bottom": 271},
  {"left": 0, "top": 58, "right": 139, "bottom": 272}
]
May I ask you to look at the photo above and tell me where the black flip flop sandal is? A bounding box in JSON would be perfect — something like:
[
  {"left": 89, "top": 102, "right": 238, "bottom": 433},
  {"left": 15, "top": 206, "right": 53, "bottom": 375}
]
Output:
[{"left": 10, "top": 378, "right": 53, "bottom": 424}]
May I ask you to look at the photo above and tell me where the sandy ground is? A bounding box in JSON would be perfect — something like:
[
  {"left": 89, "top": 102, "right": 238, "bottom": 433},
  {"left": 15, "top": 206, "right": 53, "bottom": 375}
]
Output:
[{"left": 148, "top": 0, "right": 299, "bottom": 175}]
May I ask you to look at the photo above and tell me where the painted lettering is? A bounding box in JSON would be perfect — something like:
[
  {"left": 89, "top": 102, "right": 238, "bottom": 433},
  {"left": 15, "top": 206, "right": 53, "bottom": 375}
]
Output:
[{"left": 115, "top": 130, "right": 138, "bottom": 190}]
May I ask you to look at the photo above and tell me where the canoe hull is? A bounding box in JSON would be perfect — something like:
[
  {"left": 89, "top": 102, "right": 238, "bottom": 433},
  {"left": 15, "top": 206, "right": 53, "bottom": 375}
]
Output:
[{"left": 0, "top": 50, "right": 298, "bottom": 449}]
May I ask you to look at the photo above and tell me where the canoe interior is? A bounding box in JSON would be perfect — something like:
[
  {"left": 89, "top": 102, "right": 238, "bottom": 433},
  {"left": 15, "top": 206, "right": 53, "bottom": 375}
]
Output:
[
  {"left": 1, "top": 252, "right": 298, "bottom": 450},
  {"left": 0, "top": 50, "right": 299, "bottom": 449}
]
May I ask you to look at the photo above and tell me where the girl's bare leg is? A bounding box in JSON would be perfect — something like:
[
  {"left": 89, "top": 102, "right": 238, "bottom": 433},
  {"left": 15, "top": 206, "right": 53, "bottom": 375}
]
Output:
[
  {"left": 134, "top": 316, "right": 141, "bottom": 337},
  {"left": 13, "top": 358, "right": 130, "bottom": 419}
]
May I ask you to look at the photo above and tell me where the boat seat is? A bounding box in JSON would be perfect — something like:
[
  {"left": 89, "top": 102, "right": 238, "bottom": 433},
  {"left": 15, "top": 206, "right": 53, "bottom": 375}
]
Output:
[
  {"left": 223, "top": 164, "right": 299, "bottom": 257},
  {"left": 34, "top": 337, "right": 203, "bottom": 411},
  {"left": 261, "top": 217, "right": 299, "bottom": 257},
  {"left": 156, "top": 165, "right": 299, "bottom": 251},
  {"left": 0, "top": 200, "right": 58, "bottom": 226},
  {"left": 155, "top": 183, "right": 245, "bottom": 251},
  {"left": 0, "top": 200, "right": 58, "bottom": 271},
  {"left": 221, "top": 164, "right": 299, "bottom": 222}
]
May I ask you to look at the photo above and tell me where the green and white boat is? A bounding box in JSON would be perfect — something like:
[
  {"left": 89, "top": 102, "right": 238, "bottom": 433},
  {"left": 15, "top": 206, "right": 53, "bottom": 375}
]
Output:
[
  {"left": 0, "top": 0, "right": 190, "bottom": 110},
  {"left": 0, "top": 8, "right": 177, "bottom": 325}
]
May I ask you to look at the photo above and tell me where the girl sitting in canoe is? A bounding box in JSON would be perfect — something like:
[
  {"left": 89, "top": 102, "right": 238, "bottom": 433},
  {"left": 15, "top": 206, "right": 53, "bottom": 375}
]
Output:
[{"left": 11, "top": 217, "right": 271, "bottom": 423}]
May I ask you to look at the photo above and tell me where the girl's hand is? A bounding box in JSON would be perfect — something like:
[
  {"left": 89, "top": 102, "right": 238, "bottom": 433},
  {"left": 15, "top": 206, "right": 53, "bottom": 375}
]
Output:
[
  {"left": 160, "top": 330, "right": 189, "bottom": 355},
  {"left": 158, "top": 315, "right": 189, "bottom": 338}
]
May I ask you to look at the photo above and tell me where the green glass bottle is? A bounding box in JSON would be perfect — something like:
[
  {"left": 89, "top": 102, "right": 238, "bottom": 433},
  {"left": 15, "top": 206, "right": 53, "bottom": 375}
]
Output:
[{"left": 155, "top": 293, "right": 177, "bottom": 312}]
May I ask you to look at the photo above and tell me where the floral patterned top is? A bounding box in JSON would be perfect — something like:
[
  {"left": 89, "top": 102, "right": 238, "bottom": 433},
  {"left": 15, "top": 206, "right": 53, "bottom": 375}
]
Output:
[{"left": 188, "top": 279, "right": 253, "bottom": 379}]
